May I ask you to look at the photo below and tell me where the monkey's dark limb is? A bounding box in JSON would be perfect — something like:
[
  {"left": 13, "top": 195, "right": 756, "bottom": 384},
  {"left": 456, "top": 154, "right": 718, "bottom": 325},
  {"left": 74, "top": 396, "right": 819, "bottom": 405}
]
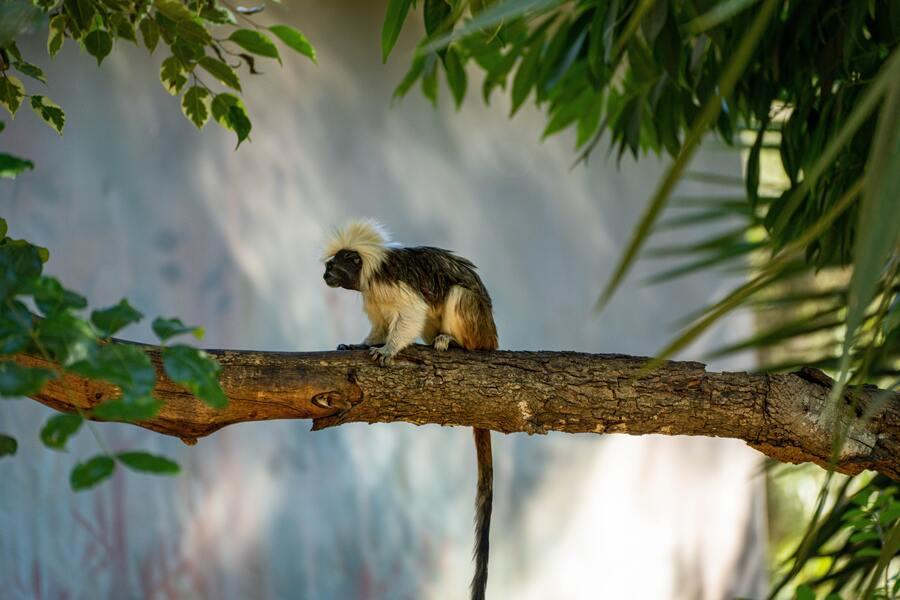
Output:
[
  {"left": 337, "top": 343, "right": 372, "bottom": 350},
  {"left": 471, "top": 427, "right": 493, "bottom": 600}
]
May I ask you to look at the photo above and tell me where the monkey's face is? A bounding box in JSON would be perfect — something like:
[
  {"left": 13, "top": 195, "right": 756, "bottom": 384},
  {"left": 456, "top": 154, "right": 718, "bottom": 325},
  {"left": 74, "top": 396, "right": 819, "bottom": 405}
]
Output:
[{"left": 323, "top": 249, "right": 362, "bottom": 290}]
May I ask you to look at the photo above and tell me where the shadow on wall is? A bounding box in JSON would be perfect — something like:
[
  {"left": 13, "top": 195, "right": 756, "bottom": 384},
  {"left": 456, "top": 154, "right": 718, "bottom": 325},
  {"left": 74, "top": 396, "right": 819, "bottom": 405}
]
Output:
[{"left": 0, "top": 1, "right": 765, "bottom": 599}]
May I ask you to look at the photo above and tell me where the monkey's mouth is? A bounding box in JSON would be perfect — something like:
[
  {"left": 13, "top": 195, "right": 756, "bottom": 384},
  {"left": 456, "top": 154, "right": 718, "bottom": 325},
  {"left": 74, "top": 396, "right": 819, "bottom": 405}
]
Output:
[{"left": 324, "top": 273, "right": 341, "bottom": 287}]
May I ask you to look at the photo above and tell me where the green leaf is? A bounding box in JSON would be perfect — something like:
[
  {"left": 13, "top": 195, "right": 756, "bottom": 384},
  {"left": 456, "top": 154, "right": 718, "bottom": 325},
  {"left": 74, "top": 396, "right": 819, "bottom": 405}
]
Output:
[
  {"left": 228, "top": 29, "right": 280, "bottom": 64},
  {"left": 210, "top": 92, "right": 251, "bottom": 147},
  {"left": 444, "top": 47, "right": 466, "bottom": 109},
  {"left": 543, "top": 88, "right": 591, "bottom": 139},
  {"left": 0, "top": 300, "right": 33, "bottom": 354},
  {"left": 0, "top": 433, "right": 16, "bottom": 457},
  {"left": 686, "top": 0, "right": 760, "bottom": 33},
  {"left": 40, "top": 413, "right": 83, "bottom": 449},
  {"left": 392, "top": 53, "right": 425, "bottom": 100},
  {"left": 576, "top": 91, "right": 604, "bottom": 148},
  {"left": 0, "top": 152, "right": 34, "bottom": 178},
  {"left": 200, "top": 3, "right": 236, "bottom": 25},
  {"left": 795, "top": 584, "right": 815, "bottom": 600},
  {"left": 91, "top": 298, "right": 143, "bottom": 338},
  {"left": 63, "top": 0, "right": 95, "bottom": 35},
  {"left": 424, "top": 0, "right": 452, "bottom": 36},
  {"left": 171, "top": 38, "right": 203, "bottom": 64},
  {"left": 840, "top": 51, "right": 900, "bottom": 387},
  {"left": 597, "top": 0, "right": 780, "bottom": 308},
  {"left": 155, "top": 12, "right": 176, "bottom": 44},
  {"left": 0, "top": 361, "right": 54, "bottom": 397},
  {"left": 117, "top": 451, "right": 180, "bottom": 474},
  {"left": 382, "top": 0, "right": 412, "bottom": 63},
  {"left": 181, "top": 85, "right": 210, "bottom": 128},
  {"left": 421, "top": 54, "right": 438, "bottom": 107},
  {"left": 770, "top": 49, "right": 898, "bottom": 236},
  {"left": 862, "top": 522, "right": 900, "bottom": 598},
  {"left": 93, "top": 395, "right": 162, "bottom": 421},
  {"left": 653, "top": 10, "right": 681, "bottom": 81},
  {"left": 176, "top": 18, "right": 211, "bottom": 46},
  {"left": 14, "top": 61, "right": 46, "bottom": 84},
  {"left": 511, "top": 39, "right": 542, "bottom": 116},
  {"left": 84, "top": 28, "right": 113, "bottom": 65},
  {"left": 70, "top": 455, "right": 115, "bottom": 490},
  {"left": 154, "top": 0, "right": 195, "bottom": 22},
  {"left": 109, "top": 13, "right": 137, "bottom": 43},
  {"left": 269, "top": 24, "right": 316, "bottom": 63},
  {"left": 0, "top": 75, "right": 25, "bottom": 117},
  {"left": 97, "top": 0, "right": 135, "bottom": 12},
  {"left": 198, "top": 56, "right": 241, "bottom": 91},
  {"left": 69, "top": 343, "right": 155, "bottom": 397},
  {"left": 151, "top": 316, "right": 203, "bottom": 341},
  {"left": 140, "top": 16, "right": 160, "bottom": 52},
  {"left": 35, "top": 312, "right": 97, "bottom": 366},
  {"left": 29, "top": 95, "right": 65, "bottom": 135},
  {"left": 159, "top": 56, "right": 187, "bottom": 95},
  {"left": 419, "top": 0, "right": 560, "bottom": 55},
  {"left": 162, "top": 345, "right": 226, "bottom": 408},
  {"left": 48, "top": 14, "right": 67, "bottom": 56},
  {"left": 28, "top": 276, "right": 87, "bottom": 315},
  {"left": 0, "top": 239, "right": 43, "bottom": 298}
]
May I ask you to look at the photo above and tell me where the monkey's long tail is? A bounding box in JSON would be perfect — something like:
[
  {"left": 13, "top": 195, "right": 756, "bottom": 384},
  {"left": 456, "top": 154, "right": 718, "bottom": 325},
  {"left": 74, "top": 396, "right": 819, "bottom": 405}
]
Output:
[{"left": 471, "top": 427, "right": 493, "bottom": 600}]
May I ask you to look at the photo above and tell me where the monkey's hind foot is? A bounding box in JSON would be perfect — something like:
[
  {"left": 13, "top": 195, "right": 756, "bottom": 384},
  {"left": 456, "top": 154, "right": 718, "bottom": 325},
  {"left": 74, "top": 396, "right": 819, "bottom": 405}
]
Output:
[
  {"left": 433, "top": 334, "right": 454, "bottom": 352},
  {"left": 337, "top": 343, "right": 371, "bottom": 351},
  {"left": 369, "top": 345, "right": 395, "bottom": 367}
]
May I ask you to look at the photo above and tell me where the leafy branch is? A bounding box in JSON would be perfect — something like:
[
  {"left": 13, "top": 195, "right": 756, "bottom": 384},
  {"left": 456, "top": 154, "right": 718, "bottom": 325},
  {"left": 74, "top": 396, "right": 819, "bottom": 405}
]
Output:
[
  {"left": 0, "top": 217, "right": 224, "bottom": 490},
  {"left": 0, "top": 0, "right": 316, "bottom": 147}
]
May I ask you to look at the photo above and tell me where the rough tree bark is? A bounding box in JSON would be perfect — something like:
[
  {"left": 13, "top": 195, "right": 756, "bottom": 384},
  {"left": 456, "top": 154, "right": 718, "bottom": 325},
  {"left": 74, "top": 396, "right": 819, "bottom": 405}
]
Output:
[{"left": 15, "top": 345, "right": 900, "bottom": 479}]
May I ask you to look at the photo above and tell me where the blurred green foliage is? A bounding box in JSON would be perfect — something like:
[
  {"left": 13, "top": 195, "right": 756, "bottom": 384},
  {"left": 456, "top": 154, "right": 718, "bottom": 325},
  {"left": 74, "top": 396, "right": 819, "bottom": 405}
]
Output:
[{"left": 379, "top": 1, "right": 899, "bottom": 596}]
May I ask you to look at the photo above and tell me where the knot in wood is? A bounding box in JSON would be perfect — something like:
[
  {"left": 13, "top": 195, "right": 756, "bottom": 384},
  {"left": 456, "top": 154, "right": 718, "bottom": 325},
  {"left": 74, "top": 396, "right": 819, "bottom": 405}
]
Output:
[{"left": 311, "top": 390, "right": 351, "bottom": 411}]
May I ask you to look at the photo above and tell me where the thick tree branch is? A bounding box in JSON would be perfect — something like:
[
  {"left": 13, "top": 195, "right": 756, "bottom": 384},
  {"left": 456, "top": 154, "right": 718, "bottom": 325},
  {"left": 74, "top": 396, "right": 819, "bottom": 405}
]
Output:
[{"left": 15, "top": 345, "right": 900, "bottom": 479}]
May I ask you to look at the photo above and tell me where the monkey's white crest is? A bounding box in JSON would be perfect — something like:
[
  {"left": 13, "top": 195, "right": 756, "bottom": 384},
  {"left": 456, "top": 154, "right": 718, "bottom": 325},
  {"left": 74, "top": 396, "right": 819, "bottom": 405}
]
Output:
[{"left": 323, "top": 218, "right": 392, "bottom": 282}]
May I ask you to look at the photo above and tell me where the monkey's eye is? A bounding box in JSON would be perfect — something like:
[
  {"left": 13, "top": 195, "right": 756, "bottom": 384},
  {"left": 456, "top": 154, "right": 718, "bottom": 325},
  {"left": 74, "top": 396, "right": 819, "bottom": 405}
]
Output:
[{"left": 351, "top": 255, "right": 361, "bottom": 265}]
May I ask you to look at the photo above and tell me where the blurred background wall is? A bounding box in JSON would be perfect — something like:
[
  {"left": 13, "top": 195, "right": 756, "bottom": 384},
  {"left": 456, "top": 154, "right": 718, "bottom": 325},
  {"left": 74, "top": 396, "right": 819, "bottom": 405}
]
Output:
[{"left": 1, "top": 1, "right": 767, "bottom": 598}]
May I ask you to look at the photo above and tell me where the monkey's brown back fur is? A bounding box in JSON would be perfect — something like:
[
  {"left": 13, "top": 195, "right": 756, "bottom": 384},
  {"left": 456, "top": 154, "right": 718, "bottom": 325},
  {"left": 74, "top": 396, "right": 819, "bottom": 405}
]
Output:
[
  {"left": 453, "top": 286, "right": 498, "bottom": 351},
  {"left": 370, "top": 246, "right": 498, "bottom": 351}
]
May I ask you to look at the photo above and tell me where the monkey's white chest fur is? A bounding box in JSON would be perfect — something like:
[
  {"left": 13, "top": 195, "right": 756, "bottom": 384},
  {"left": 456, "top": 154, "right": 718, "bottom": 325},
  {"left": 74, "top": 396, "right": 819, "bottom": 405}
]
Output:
[{"left": 362, "top": 281, "right": 467, "bottom": 349}]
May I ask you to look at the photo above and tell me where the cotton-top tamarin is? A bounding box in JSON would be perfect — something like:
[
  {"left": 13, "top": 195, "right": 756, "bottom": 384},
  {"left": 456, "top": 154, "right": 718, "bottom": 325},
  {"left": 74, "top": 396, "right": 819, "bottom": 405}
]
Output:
[{"left": 323, "top": 219, "right": 497, "bottom": 600}]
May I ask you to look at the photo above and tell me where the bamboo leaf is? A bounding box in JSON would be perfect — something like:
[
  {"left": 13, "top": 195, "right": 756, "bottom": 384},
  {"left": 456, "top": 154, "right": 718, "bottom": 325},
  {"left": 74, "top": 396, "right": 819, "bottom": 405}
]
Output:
[
  {"left": 598, "top": 0, "right": 780, "bottom": 309},
  {"left": 418, "top": 0, "right": 562, "bottom": 56},
  {"left": 686, "top": 0, "right": 760, "bottom": 33},
  {"left": 382, "top": 0, "right": 412, "bottom": 63},
  {"left": 837, "top": 52, "right": 900, "bottom": 389},
  {"left": 771, "top": 48, "right": 900, "bottom": 235}
]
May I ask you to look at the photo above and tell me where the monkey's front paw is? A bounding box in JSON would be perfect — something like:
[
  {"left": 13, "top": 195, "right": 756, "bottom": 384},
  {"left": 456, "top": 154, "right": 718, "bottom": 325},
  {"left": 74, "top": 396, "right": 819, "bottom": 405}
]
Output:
[
  {"left": 433, "top": 334, "right": 453, "bottom": 352},
  {"left": 369, "top": 346, "right": 394, "bottom": 367}
]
